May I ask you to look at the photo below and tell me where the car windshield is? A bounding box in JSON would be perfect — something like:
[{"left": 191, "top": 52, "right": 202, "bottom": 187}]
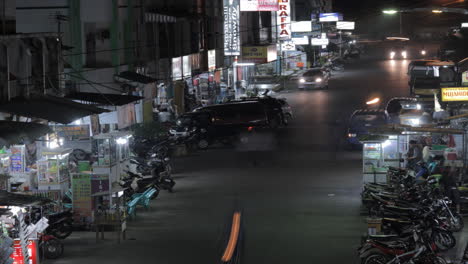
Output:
[{"left": 303, "top": 70, "right": 322, "bottom": 77}]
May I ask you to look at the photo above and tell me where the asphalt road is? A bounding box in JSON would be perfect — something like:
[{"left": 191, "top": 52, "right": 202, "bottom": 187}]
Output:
[{"left": 48, "top": 59, "right": 414, "bottom": 264}]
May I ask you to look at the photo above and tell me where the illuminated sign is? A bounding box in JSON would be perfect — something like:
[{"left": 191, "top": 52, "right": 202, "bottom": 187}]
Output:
[
  {"left": 462, "top": 22, "right": 468, "bottom": 28},
  {"left": 241, "top": 45, "right": 276, "bottom": 63},
  {"left": 182, "top": 55, "right": 191, "bottom": 77},
  {"left": 441, "top": 87, "right": 468, "bottom": 102},
  {"left": 311, "top": 38, "right": 329, "bottom": 46},
  {"left": 281, "top": 42, "right": 296, "bottom": 51},
  {"left": 224, "top": 0, "right": 241, "bottom": 55},
  {"left": 292, "top": 36, "right": 309, "bottom": 45},
  {"left": 277, "top": 0, "right": 291, "bottom": 39},
  {"left": 319, "top": 13, "right": 343, "bottom": 22},
  {"left": 240, "top": 0, "right": 278, "bottom": 11},
  {"left": 172, "top": 57, "right": 182, "bottom": 80},
  {"left": 337, "top": 21, "right": 355, "bottom": 30},
  {"left": 208, "top": 50, "right": 216, "bottom": 71},
  {"left": 291, "top": 21, "right": 312, "bottom": 32}
]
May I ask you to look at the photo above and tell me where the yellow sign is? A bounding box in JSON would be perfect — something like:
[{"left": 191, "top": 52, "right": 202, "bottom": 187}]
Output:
[
  {"left": 241, "top": 45, "right": 276, "bottom": 63},
  {"left": 441, "top": 87, "right": 468, "bottom": 102}
]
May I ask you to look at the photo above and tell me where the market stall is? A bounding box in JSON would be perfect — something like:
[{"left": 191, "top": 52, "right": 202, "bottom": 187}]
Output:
[{"left": 362, "top": 124, "right": 465, "bottom": 184}]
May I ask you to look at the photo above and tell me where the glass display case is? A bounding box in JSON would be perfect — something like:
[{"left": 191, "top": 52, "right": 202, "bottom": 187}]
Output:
[
  {"left": 94, "top": 138, "right": 117, "bottom": 167},
  {"left": 38, "top": 148, "right": 71, "bottom": 191}
]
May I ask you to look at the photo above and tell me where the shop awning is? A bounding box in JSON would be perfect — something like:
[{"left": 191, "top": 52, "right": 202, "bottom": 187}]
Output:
[
  {"left": 66, "top": 92, "right": 143, "bottom": 106},
  {"left": 0, "top": 190, "right": 53, "bottom": 206},
  {"left": 0, "top": 95, "right": 109, "bottom": 124},
  {"left": 369, "top": 124, "right": 465, "bottom": 135},
  {"left": 115, "top": 71, "right": 157, "bottom": 84},
  {"left": 0, "top": 121, "right": 52, "bottom": 148}
]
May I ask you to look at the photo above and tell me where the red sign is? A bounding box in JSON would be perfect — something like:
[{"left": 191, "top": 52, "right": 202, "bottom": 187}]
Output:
[{"left": 10, "top": 240, "right": 38, "bottom": 264}]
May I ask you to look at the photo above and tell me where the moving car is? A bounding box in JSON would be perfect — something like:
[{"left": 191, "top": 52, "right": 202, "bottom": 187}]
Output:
[
  {"left": 297, "top": 68, "right": 329, "bottom": 90},
  {"left": 389, "top": 46, "right": 408, "bottom": 59},
  {"left": 247, "top": 76, "right": 281, "bottom": 92},
  {"left": 346, "top": 109, "right": 389, "bottom": 149}
]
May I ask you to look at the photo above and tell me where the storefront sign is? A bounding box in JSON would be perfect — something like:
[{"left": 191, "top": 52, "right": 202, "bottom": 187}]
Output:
[
  {"left": 281, "top": 42, "right": 296, "bottom": 51},
  {"left": 183, "top": 55, "right": 191, "bottom": 77},
  {"left": 208, "top": 50, "right": 216, "bottom": 71},
  {"left": 224, "top": 0, "right": 240, "bottom": 55},
  {"left": 319, "top": 12, "right": 343, "bottom": 22},
  {"left": 172, "top": 57, "right": 182, "bottom": 80},
  {"left": 55, "top": 125, "right": 90, "bottom": 139},
  {"left": 240, "top": 0, "right": 278, "bottom": 11},
  {"left": 441, "top": 87, "right": 468, "bottom": 102},
  {"left": 291, "top": 21, "right": 312, "bottom": 32},
  {"left": 292, "top": 36, "right": 309, "bottom": 45},
  {"left": 91, "top": 174, "right": 110, "bottom": 195},
  {"left": 277, "top": 0, "right": 291, "bottom": 39},
  {"left": 10, "top": 146, "right": 24, "bottom": 174},
  {"left": 72, "top": 173, "right": 92, "bottom": 223},
  {"left": 241, "top": 45, "right": 276, "bottom": 63},
  {"left": 11, "top": 240, "right": 38, "bottom": 264},
  {"left": 311, "top": 38, "right": 329, "bottom": 46},
  {"left": 337, "top": 21, "right": 355, "bottom": 30}
]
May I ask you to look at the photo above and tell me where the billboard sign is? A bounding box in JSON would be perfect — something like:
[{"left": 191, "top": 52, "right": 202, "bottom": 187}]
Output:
[
  {"left": 242, "top": 45, "right": 276, "bottom": 63},
  {"left": 240, "top": 0, "right": 278, "bottom": 11},
  {"left": 291, "top": 21, "right": 312, "bottom": 32},
  {"left": 337, "top": 21, "right": 355, "bottom": 30},
  {"left": 441, "top": 87, "right": 468, "bottom": 102},
  {"left": 224, "top": 0, "right": 241, "bottom": 55},
  {"left": 319, "top": 13, "right": 342, "bottom": 22},
  {"left": 277, "top": 0, "right": 291, "bottom": 39}
]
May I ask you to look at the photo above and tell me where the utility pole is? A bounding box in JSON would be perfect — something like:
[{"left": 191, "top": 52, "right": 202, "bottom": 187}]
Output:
[{"left": 399, "top": 11, "right": 402, "bottom": 35}]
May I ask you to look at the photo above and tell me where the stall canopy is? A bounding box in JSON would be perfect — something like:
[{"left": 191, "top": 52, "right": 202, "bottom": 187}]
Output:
[
  {"left": 369, "top": 124, "right": 465, "bottom": 135},
  {"left": 0, "top": 190, "right": 52, "bottom": 206},
  {"left": 0, "top": 95, "right": 109, "bottom": 124},
  {"left": 66, "top": 92, "right": 143, "bottom": 106},
  {"left": 0, "top": 121, "right": 52, "bottom": 148},
  {"left": 115, "top": 71, "right": 158, "bottom": 84}
]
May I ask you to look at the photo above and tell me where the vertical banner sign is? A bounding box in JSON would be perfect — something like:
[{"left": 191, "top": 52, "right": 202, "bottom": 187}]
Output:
[
  {"left": 72, "top": 173, "right": 92, "bottom": 224},
  {"left": 277, "top": 0, "right": 291, "bottom": 39},
  {"left": 224, "top": 0, "right": 240, "bottom": 55}
]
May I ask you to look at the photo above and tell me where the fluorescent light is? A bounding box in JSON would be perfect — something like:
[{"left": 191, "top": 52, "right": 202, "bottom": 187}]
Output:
[
  {"left": 73, "top": 119, "right": 82, "bottom": 125},
  {"left": 236, "top": 63, "right": 255, "bottom": 66},
  {"left": 383, "top": 10, "right": 398, "bottom": 14},
  {"left": 432, "top": 9, "right": 443, "bottom": 13},
  {"left": 462, "top": 23, "right": 468, "bottom": 28},
  {"left": 116, "top": 137, "right": 128, "bottom": 145},
  {"left": 382, "top": 140, "right": 391, "bottom": 148}
]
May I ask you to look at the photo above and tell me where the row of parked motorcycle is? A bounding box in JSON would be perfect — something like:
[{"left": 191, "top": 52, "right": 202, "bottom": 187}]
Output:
[{"left": 358, "top": 166, "right": 464, "bottom": 264}]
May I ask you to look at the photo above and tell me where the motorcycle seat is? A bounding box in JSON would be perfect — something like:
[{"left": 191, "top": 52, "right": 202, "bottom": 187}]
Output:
[
  {"left": 383, "top": 205, "right": 417, "bottom": 212},
  {"left": 368, "top": 234, "right": 399, "bottom": 241},
  {"left": 383, "top": 217, "right": 412, "bottom": 223}
]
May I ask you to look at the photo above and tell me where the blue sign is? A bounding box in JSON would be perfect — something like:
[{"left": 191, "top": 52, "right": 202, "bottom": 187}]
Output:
[{"left": 319, "top": 13, "right": 343, "bottom": 22}]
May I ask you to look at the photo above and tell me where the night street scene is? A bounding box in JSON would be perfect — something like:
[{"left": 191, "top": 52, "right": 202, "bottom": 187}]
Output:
[{"left": 4, "top": 0, "right": 468, "bottom": 264}]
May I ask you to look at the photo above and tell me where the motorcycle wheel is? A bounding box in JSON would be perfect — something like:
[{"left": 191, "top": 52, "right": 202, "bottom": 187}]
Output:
[
  {"left": 361, "top": 249, "right": 390, "bottom": 264},
  {"left": 433, "top": 230, "right": 456, "bottom": 251},
  {"left": 197, "top": 139, "right": 209, "bottom": 149},
  {"left": 429, "top": 256, "right": 448, "bottom": 264},
  {"left": 44, "top": 239, "right": 64, "bottom": 259},
  {"left": 51, "top": 222, "right": 73, "bottom": 239},
  {"left": 448, "top": 213, "right": 464, "bottom": 232}
]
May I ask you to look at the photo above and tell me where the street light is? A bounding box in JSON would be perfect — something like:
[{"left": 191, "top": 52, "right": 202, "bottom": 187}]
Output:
[{"left": 432, "top": 9, "right": 443, "bottom": 13}]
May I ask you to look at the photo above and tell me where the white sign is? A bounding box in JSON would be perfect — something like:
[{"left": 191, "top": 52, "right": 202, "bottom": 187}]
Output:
[
  {"left": 292, "top": 36, "right": 309, "bottom": 45},
  {"left": 224, "top": 0, "right": 240, "bottom": 55},
  {"left": 337, "top": 21, "right": 355, "bottom": 30},
  {"left": 208, "top": 50, "right": 216, "bottom": 71},
  {"left": 240, "top": 0, "right": 278, "bottom": 11},
  {"left": 277, "top": 0, "right": 291, "bottom": 39},
  {"left": 291, "top": 21, "right": 312, "bottom": 32},
  {"left": 462, "top": 22, "right": 468, "bottom": 28},
  {"left": 311, "top": 38, "right": 329, "bottom": 46},
  {"left": 281, "top": 42, "right": 296, "bottom": 51},
  {"left": 319, "top": 13, "right": 342, "bottom": 22},
  {"left": 183, "top": 55, "right": 191, "bottom": 77},
  {"left": 172, "top": 57, "right": 182, "bottom": 80}
]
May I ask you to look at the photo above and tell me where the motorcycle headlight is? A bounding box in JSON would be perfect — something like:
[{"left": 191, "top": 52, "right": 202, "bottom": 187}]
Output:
[
  {"left": 315, "top": 78, "right": 322, "bottom": 83},
  {"left": 299, "top": 78, "right": 306, "bottom": 83}
]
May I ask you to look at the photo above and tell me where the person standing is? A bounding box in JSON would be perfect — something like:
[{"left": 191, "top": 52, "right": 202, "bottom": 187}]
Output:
[{"left": 406, "top": 140, "right": 422, "bottom": 170}]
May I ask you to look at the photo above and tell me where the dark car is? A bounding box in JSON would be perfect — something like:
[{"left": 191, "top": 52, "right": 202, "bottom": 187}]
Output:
[
  {"left": 297, "top": 68, "right": 329, "bottom": 89},
  {"left": 346, "top": 109, "right": 389, "bottom": 149}
]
